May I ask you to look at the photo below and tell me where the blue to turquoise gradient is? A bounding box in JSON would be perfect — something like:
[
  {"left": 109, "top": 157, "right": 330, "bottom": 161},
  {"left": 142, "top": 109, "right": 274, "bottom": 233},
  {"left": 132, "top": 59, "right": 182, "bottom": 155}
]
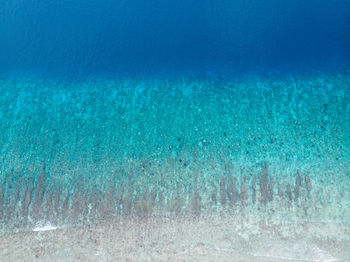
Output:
[
  {"left": 0, "top": 0, "right": 349, "bottom": 78},
  {"left": 0, "top": 0, "right": 350, "bottom": 234}
]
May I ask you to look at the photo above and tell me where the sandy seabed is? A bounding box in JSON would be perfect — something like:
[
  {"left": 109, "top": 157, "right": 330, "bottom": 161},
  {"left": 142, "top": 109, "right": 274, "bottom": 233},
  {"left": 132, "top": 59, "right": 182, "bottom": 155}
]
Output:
[
  {"left": 1, "top": 214, "right": 349, "bottom": 262},
  {"left": 1, "top": 74, "right": 349, "bottom": 261}
]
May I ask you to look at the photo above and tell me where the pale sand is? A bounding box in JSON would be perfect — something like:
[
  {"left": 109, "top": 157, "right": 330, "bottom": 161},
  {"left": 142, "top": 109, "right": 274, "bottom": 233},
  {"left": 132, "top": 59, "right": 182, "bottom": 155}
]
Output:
[{"left": 1, "top": 214, "right": 349, "bottom": 262}]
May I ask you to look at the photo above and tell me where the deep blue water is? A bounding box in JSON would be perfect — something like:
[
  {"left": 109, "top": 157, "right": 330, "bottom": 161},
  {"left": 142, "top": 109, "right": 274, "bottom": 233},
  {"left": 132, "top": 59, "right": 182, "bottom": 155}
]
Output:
[{"left": 1, "top": 0, "right": 350, "bottom": 78}]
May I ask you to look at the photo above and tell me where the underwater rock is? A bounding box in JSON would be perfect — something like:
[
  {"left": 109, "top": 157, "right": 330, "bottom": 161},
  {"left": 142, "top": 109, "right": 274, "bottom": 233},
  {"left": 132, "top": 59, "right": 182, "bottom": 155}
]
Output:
[
  {"left": 260, "top": 163, "right": 269, "bottom": 205},
  {"left": 123, "top": 185, "right": 134, "bottom": 217},
  {"left": 46, "top": 191, "right": 53, "bottom": 220},
  {"left": 189, "top": 190, "right": 201, "bottom": 217},
  {"left": 32, "top": 169, "right": 47, "bottom": 220},
  {"left": 0, "top": 187, "right": 3, "bottom": 219},
  {"left": 158, "top": 190, "right": 165, "bottom": 208},
  {"left": 240, "top": 179, "right": 248, "bottom": 207},
  {"left": 115, "top": 183, "right": 125, "bottom": 215},
  {"left": 61, "top": 192, "right": 70, "bottom": 222},
  {"left": 90, "top": 188, "right": 100, "bottom": 220},
  {"left": 220, "top": 178, "right": 226, "bottom": 206},
  {"left": 104, "top": 182, "right": 116, "bottom": 218},
  {"left": 14, "top": 177, "right": 22, "bottom": 205},
  {"left": 34, "top": 170, "right": 46, "bottom": 206},
  {"left": 252, "top": 178, "right": 257, "bottom": 205},
  {"left": 22, "top": 182, "right": 34, "bottom": 223},
  {"left": 305, "top": 175, "right": 312, "bottom": 192},
  {"left": 294, "top": 170, "right": 302, "bottom": 204},
  {"left": 227, "top": 175, "right": 237, "bottom": 207},
  {"left": 268, "top": 177, "right": 274, "bottom": 202},
  {"left": 54, "top": 185, "right": 62, "bottom": 216},
  {"left": 286, "top": 183, "right": 292, "bottom": 203},
  {"left": 211, "top": 186, "right": 217, "bottom": 205},
  {"left": 278, "top": 184, "right": 284, "bottom": 200}
]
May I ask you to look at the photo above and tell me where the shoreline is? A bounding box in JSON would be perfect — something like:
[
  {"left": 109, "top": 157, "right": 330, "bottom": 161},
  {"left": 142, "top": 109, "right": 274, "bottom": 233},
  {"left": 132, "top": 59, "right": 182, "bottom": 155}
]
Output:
[
  {"left": 1, "top": 213, "right": 349, "bottom": 261},
  {"left": 0, "top": 73, "right": 349, "bottom": 261}
]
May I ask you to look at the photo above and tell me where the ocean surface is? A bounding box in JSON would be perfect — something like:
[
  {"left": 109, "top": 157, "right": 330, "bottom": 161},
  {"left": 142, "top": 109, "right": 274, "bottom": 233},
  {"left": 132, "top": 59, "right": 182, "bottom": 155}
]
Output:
[
  {"left": 1, "top": 0, "right": 350, "bottom": 77},
  {"left": 0, "top": 0, "right": 350, "bottom": 260}
]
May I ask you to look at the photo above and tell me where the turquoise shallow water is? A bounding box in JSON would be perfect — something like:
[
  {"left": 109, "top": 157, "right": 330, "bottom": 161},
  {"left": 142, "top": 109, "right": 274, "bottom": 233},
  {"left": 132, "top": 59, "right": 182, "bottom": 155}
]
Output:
[
  {"left": 0, "top": 72, "right": 349, "bottom": 231},
  {"left": 2, "top": 1, "right": 350, "bottom": 259}
]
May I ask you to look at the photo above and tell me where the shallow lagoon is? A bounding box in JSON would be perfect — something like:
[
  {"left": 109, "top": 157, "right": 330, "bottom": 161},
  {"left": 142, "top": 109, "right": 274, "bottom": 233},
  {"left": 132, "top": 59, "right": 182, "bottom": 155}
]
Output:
[
  {"left": 0, "top": 72, "right": 349, "bottom": 260},
  {"left": 1, "top": 0, "right": 350, "bottom": 259}
]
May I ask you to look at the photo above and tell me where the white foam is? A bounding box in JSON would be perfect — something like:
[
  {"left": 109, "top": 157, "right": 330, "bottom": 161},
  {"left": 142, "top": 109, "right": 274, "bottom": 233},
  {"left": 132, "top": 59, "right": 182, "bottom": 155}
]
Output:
[{"left": 33, "top": 221, "right": 57, "bottom": 232}]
